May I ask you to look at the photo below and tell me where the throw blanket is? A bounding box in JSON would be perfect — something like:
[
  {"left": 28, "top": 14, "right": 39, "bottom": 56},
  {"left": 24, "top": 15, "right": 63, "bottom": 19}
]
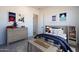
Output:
[{"left": 34, "top": 34, "right": 73, "bottom": 52}]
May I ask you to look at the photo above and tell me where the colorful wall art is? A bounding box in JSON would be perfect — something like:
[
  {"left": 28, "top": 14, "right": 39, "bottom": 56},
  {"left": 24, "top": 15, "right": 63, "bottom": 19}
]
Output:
[
  {"left": 59, "top": 13, "right": 67, "bottom": 21},
  {"left": 9, "top": 12, "right": 16, "bottom": 22}
]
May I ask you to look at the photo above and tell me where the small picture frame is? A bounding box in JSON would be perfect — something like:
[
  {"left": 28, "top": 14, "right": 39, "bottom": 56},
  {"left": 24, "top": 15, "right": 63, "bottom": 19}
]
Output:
[
  {"left": 52, "top": 16, "right": 56, "bottom": 21},
  {"left": 18, "top": 14, "right": 24, "bottom": 22}
]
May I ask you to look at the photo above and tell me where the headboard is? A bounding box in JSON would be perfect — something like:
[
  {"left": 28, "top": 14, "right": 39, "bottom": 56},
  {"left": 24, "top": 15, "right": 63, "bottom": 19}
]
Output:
[{"left": 45, "top": 25, "right": 68, "bottom": 34}]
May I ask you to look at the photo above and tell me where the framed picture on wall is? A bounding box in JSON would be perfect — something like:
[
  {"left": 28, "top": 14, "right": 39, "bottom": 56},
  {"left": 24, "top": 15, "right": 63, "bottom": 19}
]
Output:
[
  {"left": 52, "top": 16, "right": 56, "bottom": 21},
  {"left": 18, "top": 14, "right": 24, "bottom": 22},
  {"left": 59, "top": 13, "right": 67, "bottom": 21},
  {"left": 9, "top": 12, "right": 16, "bottom": 22}
]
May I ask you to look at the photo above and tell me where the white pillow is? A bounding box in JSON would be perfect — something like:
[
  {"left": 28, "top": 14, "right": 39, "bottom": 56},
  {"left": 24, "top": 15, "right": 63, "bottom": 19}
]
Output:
[
  {"left": 52, "top": 28, "right": 67, "bottom": 39},
  {"left": 52, "top": 29, "right": 58, "bottom": 35},
  {"left": 52, "top": 28, "right": 64, "bottom": 35},
  {"left": 57, "top": 29, "right": 64, "bottom": 35},
  {"left": 45, "top": 28, "right": 67, "bottom": 39}
]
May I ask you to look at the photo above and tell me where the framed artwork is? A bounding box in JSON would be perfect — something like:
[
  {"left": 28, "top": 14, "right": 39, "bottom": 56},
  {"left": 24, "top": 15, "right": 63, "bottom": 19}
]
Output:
[
  {"left": 59, "top": 13, "right": 67, "bottom": 21},
  {"left": 9, "top": 12, "right": 16, "bottom": 22},
  {"left": 52, "top": 16, "right": 56, "bottom": 21},
  {"left": 18, "top": 14, "right": 24, "bottom": 22}
]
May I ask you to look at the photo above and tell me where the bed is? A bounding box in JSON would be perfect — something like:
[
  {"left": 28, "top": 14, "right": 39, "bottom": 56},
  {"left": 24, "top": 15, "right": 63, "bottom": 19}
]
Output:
[
  {"left": 33, "top": 26, "right": 73, "bottom": 52},
  {"left": 34, "top": 33, "right": 73, "bottom": 52},
  {"left": 45, "top": 25, "right": 68, "bottom": 40}
]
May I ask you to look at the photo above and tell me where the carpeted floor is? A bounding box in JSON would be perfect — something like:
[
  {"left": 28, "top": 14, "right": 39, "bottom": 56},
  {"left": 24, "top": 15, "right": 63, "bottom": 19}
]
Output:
[{"left": 0, "top": 38, "right": 76, "bottom": 52}]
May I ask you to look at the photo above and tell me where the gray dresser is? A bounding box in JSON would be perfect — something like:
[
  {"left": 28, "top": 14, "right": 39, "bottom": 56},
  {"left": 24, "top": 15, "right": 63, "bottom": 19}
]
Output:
[{"left": 7, "top": 28, "right": 28, "bottom": 44}]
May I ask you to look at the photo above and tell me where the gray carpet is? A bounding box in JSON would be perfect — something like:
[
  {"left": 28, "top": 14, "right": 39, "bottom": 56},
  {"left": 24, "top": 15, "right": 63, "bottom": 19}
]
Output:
[{"left": 0, "top": 40, "right": 28, "bottom": 52}]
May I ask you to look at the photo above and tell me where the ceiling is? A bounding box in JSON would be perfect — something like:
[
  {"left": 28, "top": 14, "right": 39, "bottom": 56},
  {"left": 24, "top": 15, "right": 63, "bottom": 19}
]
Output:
[{"left": 30, "top": 6, "right": 49, "bottom": 10}]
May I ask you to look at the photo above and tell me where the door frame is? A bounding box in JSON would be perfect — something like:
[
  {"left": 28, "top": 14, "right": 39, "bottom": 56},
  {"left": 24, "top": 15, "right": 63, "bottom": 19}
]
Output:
[{"left": 33, "top": 14, "right": 38, "bottom": 36}]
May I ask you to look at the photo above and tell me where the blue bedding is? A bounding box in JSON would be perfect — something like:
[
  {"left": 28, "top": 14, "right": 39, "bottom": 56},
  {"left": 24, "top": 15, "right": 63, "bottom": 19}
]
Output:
[{"left": 34, "top": 34, "right": 73, "bottom": 52}]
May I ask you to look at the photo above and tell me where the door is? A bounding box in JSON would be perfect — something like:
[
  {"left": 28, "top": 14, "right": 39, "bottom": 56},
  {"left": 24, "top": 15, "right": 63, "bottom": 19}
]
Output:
[{"left": 33, "top": 14, "right": 38, "bottom": 36}]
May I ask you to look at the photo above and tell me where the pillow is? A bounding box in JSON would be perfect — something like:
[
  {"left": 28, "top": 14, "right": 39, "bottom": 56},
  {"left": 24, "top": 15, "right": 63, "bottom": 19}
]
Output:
[
  {"left": 45, "top": 28, "right": 67, "bottom": 39},
  {"left": 52, "top": 29, "right": 58, "bottom": 35},
  {"left": 52, "top": 28, "right": 64, "bottom": 35},
  {"left": 52, "top": 28, "right": 67, "bottom": 39},
  {"left": 57, "top": 29, "right": 64, "bottom": 35}
]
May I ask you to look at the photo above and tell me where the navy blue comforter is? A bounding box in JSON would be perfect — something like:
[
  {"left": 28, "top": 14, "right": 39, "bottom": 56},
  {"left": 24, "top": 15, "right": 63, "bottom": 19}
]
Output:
[{"left": 34, "top": 34, "right": 73, "bottom": 52}]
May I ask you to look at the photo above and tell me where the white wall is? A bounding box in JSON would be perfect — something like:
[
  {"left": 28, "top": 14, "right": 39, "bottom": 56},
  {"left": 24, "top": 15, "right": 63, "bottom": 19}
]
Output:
[
  {"left": 0, "top": 6, "right": 39, "bottom": 45},
  {"left": 38, "top": 6, "right": 78, "bottom": 33}
]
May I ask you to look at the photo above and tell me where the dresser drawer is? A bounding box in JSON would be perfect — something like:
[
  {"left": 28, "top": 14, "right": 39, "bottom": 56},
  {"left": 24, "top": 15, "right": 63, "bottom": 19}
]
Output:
[{"left": 7, "top": 28, "right": 28, "bottom": 43}]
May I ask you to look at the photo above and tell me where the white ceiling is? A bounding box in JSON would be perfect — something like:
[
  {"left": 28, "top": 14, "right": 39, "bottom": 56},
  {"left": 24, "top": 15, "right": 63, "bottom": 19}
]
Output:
[{"left": 30, "top": 6, "right": 49, "bottom": 10}]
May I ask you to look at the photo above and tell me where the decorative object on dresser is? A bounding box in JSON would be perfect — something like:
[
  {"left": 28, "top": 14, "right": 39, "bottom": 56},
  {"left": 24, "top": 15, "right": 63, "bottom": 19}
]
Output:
[{"left": 6, "top": 27, "right": 28, "bottom": 44}]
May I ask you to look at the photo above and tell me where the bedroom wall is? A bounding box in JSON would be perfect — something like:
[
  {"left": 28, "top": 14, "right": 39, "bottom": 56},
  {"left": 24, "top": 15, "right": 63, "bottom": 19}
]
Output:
[
  {"left": 38, "top": 6, "right": 78, "bottom": 33},
  {"left": 0, "top": 6, "right": 39, "bottom": 45}
]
